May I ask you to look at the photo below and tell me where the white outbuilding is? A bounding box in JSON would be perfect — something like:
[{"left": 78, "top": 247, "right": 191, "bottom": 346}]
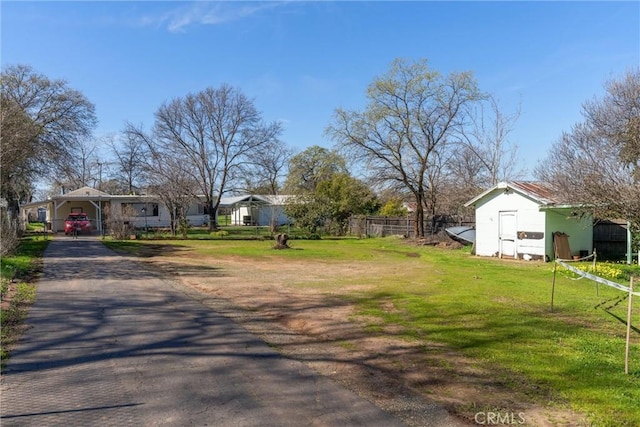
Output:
[{"left": 465, "top": 182, "right": 593, "bottom": 261}]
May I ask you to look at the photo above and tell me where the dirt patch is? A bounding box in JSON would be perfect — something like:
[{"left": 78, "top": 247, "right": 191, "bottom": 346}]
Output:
[
  {"left": 1, "top": 281, "right": 17, "bottom": 312},
  {"left": 123, "top": 248, "right": 587, "bottom": 427}
]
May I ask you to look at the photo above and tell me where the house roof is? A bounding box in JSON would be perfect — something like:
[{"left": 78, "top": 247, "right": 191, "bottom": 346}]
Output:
[
  {"left": 219, "top": 195, "right": 267, "bottom": 206},
  {"left": 21, "top": 187, "right": 294, "bottom": 210},
  {"left": 464, "top": 181, "right": 573, "bottom": 208},
  {"left": 55, "top": 186, "right": 110, "bottom": 198},
  {"left": 218, "top": 194, "right": 293, "bottom": 207}
]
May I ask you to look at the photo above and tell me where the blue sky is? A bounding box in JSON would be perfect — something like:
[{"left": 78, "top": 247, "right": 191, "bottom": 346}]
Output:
[{"left": 2, "top": 1, "right": 639, "bottom": 178}]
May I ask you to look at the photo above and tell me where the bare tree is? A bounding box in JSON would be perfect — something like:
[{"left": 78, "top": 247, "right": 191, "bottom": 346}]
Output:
[
  {"left": 123, "top": 125, "right": 198, "bottom": 236},
  {"left": 241, "top": 138, "right": 292, "bottom": 195},
  {"left": 57, "top": 138, "right": 100, "bottom": 190},
  {"left": 536, "top": 68, "right": 640, "bottom": 229},
  {"left": 327, "top": 58, "right": 483, "bottom": 237},
  {"left": 423, "top": 149, "right": 459, "bottom": 228},
  {"left": 107, "top": 133, "right": 146, "bottom": 194},
  {"left": 148, "top": 161, "right": 198, "bottom": 238},
  {"left": 141, "top": 85, "right": 281, "bottom": 230},
  {"left": 441, "top": 97, "right": 523, "bottom": 218},
  {"left": 439, "top": 145, "right": 484, "bottom": 216},
  {"left": 106, "top": 203, "right": 136, "bottom": 240},
  {"left": 0, "top": 64, "right": 96, "bottom": 213},
  {"left": 461, "top": 96, "right": 524, "bottom": 187},
  {"left": 585, "top": 69, "right": 640, "bottom": 180}
]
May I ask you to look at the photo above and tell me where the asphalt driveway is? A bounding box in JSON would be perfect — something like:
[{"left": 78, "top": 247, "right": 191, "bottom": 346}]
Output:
[{"left": 0, "top": 237, "right": 413, "bottom": 426}]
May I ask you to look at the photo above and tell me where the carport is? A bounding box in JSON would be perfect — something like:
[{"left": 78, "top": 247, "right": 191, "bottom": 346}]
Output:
[{"left": 21, "top": 186, "right": 109, "bottom": 233}]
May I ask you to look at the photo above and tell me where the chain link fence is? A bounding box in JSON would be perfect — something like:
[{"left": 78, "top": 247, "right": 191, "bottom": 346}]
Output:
[{"left": 349, "top": 215, "right": 475, "bottom": 238}]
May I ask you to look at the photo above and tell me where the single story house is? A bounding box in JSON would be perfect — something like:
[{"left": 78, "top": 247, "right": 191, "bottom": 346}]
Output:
[
  {"left": 20, "top": 187, "right": 113, "bottom": 233},
  {"left": 20, "top": 186, "right": 292, "bottom": 233},
  {"left": 220, "top": 194, "right": 292, "bottom": 226},
  {"left": 464, "top": 181, "right": 593, "bottom": 261}
]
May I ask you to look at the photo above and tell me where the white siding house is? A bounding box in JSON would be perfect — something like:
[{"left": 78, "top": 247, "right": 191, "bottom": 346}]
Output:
[
  {"left": 20, "top": 187, "right": 292, "bottom": 233},
  {"left": 20, "top": 187, "right": 112, "bottom": 233},
  {"left": 465, "top": 182, "right": 593, "bottom": 261}
]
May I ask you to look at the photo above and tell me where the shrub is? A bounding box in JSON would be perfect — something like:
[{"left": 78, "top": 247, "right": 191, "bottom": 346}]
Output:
[
  {"left": 558, "top": 261, "right": 635, "bottom": 281},
  {"left": 589, "top": 263, "right": 624, "bottom": 280},
  {"left": 0, "top": 216, "right": 21, "bottom": 257},
  {"left": 0, "top": 277, "right": 10, "bottom": 301},
  {"left": 106, "top": 204, "right": 135, "bottom": 240}
]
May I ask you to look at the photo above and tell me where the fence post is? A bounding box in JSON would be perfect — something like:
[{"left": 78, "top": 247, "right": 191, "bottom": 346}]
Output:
[
  {"left": 551, "top": 259, "right": 558, "bottom": 313},
  {"left": 593, "top": 249, "right": 599, "bottom": 296},
  {"left": 406, "top": 215, "right": 410, "bottom": 237},
  {"left": 625, "top": 277, "right": 635, "bottom": 375}
]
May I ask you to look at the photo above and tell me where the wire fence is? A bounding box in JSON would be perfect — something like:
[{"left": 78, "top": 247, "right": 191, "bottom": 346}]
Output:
[{"left": 348, "top": 215, "right": 475, "bottom": 238}]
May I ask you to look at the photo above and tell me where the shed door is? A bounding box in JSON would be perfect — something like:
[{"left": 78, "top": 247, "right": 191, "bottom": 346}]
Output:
[{"left": 499, "top": 211, "right": 517, "bottom": 258}]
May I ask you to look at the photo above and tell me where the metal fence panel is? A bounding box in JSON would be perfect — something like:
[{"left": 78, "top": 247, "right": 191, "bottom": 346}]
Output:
[{"left": 349, "top": 216, "right": 474, "bottom": 238}]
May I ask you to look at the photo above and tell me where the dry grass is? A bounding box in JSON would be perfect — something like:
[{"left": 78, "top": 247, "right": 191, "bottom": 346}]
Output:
[{"left": 107, "top": 238, "right": 596, "bottom": 426}]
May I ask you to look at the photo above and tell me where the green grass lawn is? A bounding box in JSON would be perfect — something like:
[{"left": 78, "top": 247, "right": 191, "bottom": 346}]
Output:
[
  {"left": 1, "top": 236, "right": 49, "bottom": 281},
  {"left": 105, "top": 237, "right": 640, "bottom": 426},
  {"left": 1, "top": 236, "right": 49, "bottom": 368},
  {"left": 138, "top": 224, "right": 333, "bottom": 240}
]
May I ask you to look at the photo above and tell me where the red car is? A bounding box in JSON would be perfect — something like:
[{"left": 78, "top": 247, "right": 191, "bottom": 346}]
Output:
[{"left": 64, "top": 213, "right": 92, "bottom": 235}]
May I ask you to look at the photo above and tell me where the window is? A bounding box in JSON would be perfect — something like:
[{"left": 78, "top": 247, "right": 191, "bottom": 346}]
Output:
[
  {"left": 123, "top": 203, "right": 159, "bottom": 217},
  {"left": 187, "top": 203, "right": 205, "bottom": 216}
]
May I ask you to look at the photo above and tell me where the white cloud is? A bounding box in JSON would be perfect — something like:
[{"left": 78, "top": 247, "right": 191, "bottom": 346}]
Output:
[{"left": 136, "top": 1, "right": 286, "bottom": 33}]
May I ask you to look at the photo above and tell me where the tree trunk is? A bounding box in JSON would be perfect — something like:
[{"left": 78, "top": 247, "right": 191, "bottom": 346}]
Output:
[
  {"left": 207, "top": 199, "right": 219, "bottom": 231},
  {"left": 412, "top": 189, "right": 426, "bottom": 238},
  {"left": 170, "top": 207, "right": 177, "bottom": 237},
  {"left": 274, "top": 233, "right": 289, "bottom": 249}
]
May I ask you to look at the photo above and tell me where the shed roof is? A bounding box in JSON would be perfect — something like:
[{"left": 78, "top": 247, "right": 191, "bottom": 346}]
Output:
[{"left": 464, "top": 181, "right": 573, "bottom": 208}]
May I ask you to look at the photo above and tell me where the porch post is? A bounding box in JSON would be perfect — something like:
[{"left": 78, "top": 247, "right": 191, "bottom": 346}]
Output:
[{"left": 53, "top": 200, "right": 68, "bottom": 233}]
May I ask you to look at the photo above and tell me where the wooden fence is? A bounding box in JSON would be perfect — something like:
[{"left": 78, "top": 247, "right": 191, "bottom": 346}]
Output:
[{"left": 593, "top": 220, "right": 628, "bottom": 260}]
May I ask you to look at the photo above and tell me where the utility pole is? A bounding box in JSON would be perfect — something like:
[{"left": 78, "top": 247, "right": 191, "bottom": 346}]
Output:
[{"left": 97, "top": 161, "right": 103, "bottom": 191}]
